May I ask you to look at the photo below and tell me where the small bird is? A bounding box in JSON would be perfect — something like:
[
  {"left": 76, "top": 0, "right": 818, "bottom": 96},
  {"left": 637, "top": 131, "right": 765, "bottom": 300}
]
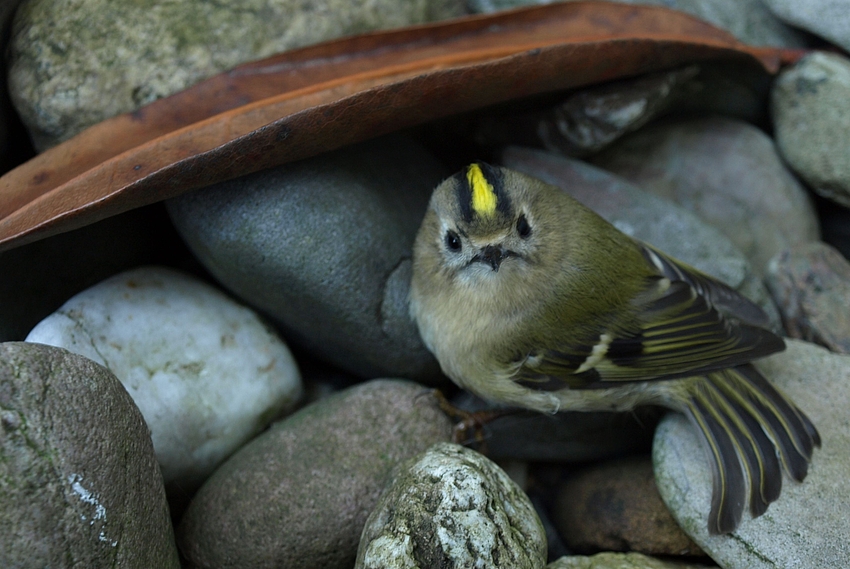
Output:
[{"left": 409, "top": 162, "right": 820, "bottom": 534}]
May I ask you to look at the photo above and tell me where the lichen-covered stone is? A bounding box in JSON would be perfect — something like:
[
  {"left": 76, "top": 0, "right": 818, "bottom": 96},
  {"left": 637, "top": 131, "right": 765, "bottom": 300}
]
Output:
[
  {"left": 0, "top": 342, "right": 179, "bottom": 568},
  {"left": 356, "top": 442, "right": 547, "bottom": 569}
]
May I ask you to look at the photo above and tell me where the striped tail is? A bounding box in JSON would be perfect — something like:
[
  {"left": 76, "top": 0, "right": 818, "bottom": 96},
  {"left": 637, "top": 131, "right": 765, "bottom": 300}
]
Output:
[{"left": 682, "top": 365, "right": 821, "bottom": 534}]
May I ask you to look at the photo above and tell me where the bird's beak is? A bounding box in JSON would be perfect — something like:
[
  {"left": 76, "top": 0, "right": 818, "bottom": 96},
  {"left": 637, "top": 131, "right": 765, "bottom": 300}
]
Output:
[{"left": 476, "top": 245, "right": 507, "bottom": 272}]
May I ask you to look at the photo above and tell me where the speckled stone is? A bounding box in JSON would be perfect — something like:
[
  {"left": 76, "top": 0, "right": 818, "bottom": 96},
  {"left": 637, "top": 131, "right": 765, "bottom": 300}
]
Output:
[
  {"left": 26, "top": 265, "right": 302, "bottom": 493},
  {"left": 167, "top": 135, "right": 448, "bottom": 381},
  {"left": 590, "top": 116, "right": 820, "bottom": 274},
  {"left": 356, "top": 442, "right": 547, "bottom": 569},
  {"left": 178, "top": 379, "right": 453, "bottom": 569},
  {"left": 8, "top": 0, "right": 466, "bottom": 149},
  {"left": 654, "top": 340, "right": 850, "bottom": 568},
  {"left": 501, "top": 146, "right": 781, "bottom": 330},
  {"left": 0, "top": 342, "right": 179, "bottom": 568},
  {"left": 772, "top": 52, "right": 850, "bottom": 208},
  {"left": 766, "top": 241, "right": 850, "bottom": 353}
]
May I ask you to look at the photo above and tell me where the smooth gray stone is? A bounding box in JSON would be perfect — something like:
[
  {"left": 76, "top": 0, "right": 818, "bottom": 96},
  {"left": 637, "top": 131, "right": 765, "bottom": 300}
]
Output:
[
  {"left": 453, "top": 392, "right": 658, "bottom": 462},
  {"left": 178, "top": 379, "right": 453, "bottom": 569},
  {"left": 8, "top": 0, "right": 466, "bottom": 150},
  {"left": 501, "top": 146, "right": 782, "bottom": 330},
  {"left": 356, "top": 442, "right": 547, "bottom": 569},
  {"left": 591, "top": 116, "right": 820, "bottom": 274},
  {"left": 653, "top": 340, "right": 849, "bottom": 568},
  {"left": 167, "top": 136, "right": 448, "bottom": 381},
  {"left": 468, "top": 0, "right": 808, "bottom": 47},
  {"left": 0, "top": 342, "right": 179, "bottom": 569},
  {"left": 772, "top": 52, "right": 850, "bottom": 208}
]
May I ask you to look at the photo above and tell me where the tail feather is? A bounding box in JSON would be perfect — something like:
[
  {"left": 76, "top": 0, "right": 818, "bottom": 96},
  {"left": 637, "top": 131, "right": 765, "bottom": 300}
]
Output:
[
  {"left": 705, "top": 375, "right": 782, "bottom": 517},
  {"left": 683, "top": 365, "right": 820, "bottom": 534},
  {"left": 733, "top": 365, "right": 821, "bottom": 469},
  {"left": 684, "top": 393, "right": 748, "bottom": 533}
]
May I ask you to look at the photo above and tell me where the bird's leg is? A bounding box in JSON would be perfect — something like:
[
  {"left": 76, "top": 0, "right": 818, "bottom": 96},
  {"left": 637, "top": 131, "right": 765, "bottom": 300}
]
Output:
[{"left": 428, "top": 389, "right": 517, "bottom": 452}]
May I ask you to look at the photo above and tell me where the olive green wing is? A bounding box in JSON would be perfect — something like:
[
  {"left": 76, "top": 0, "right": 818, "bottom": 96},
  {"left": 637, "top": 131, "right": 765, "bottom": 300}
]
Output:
[
  {"left": 513, "top": 247, "right": 784, "bottom": 390},
  {"left": 641, "top": 243, "right": 770, "bottom": 328}
]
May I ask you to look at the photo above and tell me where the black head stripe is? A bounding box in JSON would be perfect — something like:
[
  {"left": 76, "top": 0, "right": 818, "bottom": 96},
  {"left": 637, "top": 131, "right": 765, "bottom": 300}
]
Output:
[{"left": 454, "top": 170, "right": 474, "bottom": 223}]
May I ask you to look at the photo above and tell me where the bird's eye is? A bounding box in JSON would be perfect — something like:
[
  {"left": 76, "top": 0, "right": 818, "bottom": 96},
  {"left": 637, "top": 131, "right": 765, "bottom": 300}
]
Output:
[
  {"left": 445, "top": 230, "right": 462, "bottom": 252},
  {"left": 516, "top": 214, "right": 532, "bottom": 239}
]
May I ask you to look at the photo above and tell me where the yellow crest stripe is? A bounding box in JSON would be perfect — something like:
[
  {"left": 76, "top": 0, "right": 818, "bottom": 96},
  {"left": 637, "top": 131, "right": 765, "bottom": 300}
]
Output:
[{"left": 467, "top": 163, "right": 497, "bottom": 217}]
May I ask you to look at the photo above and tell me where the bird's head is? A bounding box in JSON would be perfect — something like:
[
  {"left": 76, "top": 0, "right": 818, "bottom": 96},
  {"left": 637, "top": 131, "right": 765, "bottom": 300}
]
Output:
[{"left": 421, "top": 162, "right": 541, "bottom": 286}]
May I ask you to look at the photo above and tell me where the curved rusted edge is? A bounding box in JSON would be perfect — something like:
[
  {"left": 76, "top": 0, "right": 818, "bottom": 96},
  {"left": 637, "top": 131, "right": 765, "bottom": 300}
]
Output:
[
  {"left": 0, "top": 0, "right": 757, "bottom": 220},
  {"left": 0, "top": 39, "right": 780, "bottom": 254},
  {"left": 0, "top": 0, "right": 795, "bottom": 232}
]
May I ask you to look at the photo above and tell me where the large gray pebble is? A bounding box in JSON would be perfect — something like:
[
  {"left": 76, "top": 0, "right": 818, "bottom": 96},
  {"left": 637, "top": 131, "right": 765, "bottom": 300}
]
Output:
[
  {"left": 178, "top": 379, "right": 453, "bottom": 569},
  {"left": 762, "top": 0, "right": 850, "bottom": 52},
  {"left": 167, "top": 135, "right": 448, "bottom": 381},
  {"left": 26, "top": 266, "right": 302, "bottom": 493},
  {"left": 591, "top": 116, "right": 819, "bottom": 274},
  {"left": 653, "top": 339, "right": 850, "bottom": 568},
  {"left": 0, "top": 342, "right": 179, "bottom": 568},
  {"left": 772, "top": 52, "right": 850, "bottom": 208},
  {"left": 468, "top": 0, "right": 808, "bottom": 47},
  {"left": 356, "top": 442, "right": 546, "bottom": 569},
  {"left": 8, "top": 0, "right": 466, "bottom": 150},
  {"left": 501, "top": 146, "right": 781, "bottom": 329},
  {"left": 767, "top": 241, "right": 850, "bottom": 353}
]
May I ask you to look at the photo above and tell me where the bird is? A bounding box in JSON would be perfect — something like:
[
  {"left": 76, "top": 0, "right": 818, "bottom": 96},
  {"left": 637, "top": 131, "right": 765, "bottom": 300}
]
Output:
[{"left": 409, "top": 161, "right": 820, "bottom": 534}]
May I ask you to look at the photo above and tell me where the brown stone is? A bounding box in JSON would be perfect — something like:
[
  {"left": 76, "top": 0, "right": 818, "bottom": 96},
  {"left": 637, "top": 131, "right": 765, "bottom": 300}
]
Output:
[
  {"left": 554, "top": 456, "right": 703, "bottom": 556},
  {"left": 178, "top": 379, "right": 453, "bottom": 569}
]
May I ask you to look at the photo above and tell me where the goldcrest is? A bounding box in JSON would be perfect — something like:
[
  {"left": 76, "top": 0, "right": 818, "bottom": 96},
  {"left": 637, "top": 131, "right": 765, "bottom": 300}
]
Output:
[{"left": 409, "top": 162, "right": 820, "bottom": 534}]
